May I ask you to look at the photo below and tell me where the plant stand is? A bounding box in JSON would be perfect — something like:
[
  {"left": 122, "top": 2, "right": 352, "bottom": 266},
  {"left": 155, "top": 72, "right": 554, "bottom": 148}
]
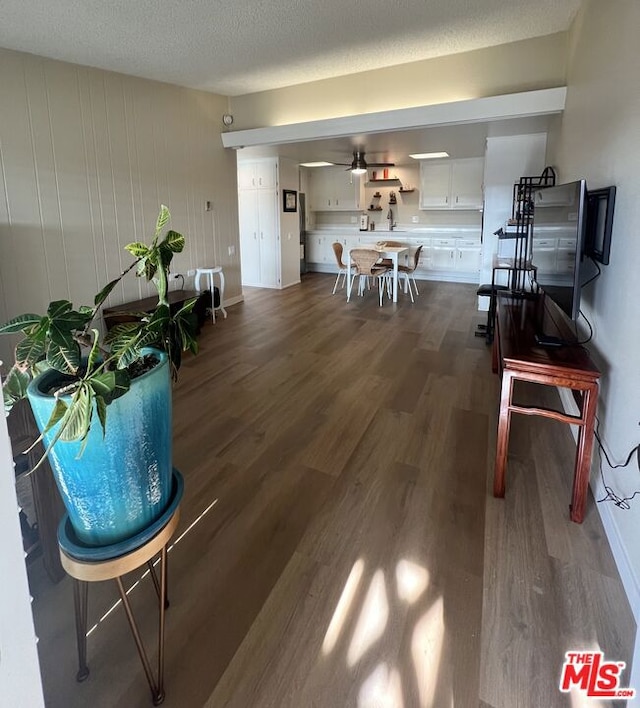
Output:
[{"left": 57, "top": 469, "right": 184, "bottom": 705}]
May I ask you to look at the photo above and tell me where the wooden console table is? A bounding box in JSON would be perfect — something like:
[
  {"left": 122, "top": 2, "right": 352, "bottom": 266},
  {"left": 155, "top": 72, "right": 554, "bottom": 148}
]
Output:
[
  {"left": 492, "top": 293, "right": 600, "bottom": 523},
  {"left": 103, "top": 290, "right": 201, "bottom": 331}
]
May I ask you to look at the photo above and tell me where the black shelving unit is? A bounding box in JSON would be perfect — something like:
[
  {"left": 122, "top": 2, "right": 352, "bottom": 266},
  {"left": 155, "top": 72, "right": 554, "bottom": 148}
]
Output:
[{"left": 504, "top": 166, "right": 556, "bottom": 293}]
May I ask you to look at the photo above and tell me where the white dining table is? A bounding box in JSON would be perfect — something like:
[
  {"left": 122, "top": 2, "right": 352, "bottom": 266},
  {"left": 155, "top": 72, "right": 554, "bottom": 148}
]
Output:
[{"left": 347, "top": 245, "right": 409, "bottom": 303}]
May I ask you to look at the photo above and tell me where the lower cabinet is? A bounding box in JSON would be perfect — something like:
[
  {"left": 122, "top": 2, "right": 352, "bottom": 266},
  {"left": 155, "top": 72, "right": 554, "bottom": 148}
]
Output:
[{"left": 306, "top": 233, "right": 481, "bottom": 282}]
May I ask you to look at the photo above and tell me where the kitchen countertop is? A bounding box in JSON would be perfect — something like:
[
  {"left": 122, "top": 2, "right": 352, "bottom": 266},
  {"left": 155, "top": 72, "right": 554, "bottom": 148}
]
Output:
[{"left": 307, "top": 225, "right": 481, "bottom": 236}]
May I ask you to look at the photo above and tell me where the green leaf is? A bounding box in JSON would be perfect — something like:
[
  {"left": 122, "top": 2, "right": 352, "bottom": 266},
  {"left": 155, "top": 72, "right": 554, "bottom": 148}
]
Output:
[
  {"left": 46, "top": 334, "right": 81, "bottom": 373},
  {"left": 60, "top": 385, "right": 92, "bottom": 442},
  {"left": 88, "top": 369, "right": 130, "bottom": 402},
  {"left": 55, "top": 310, "right": 92, "bottom": 332},
  {"left": 15, "top": 332, "right": 46, "bottom": 368},
  {"left": 2, "top": 365, "right": 31, "bottom": 412},
  {"left": 125, "top": 242, "right": 150, "bottom": 258},
  {"left": 0, "top": 313, "right": 43, "bottom": 334},
  {"left": 158, "top": 243, "right": 174, "bottom": 270},
  {"left": 94, "top": 277, "right": 122, "bottom": 307},
  {"left": 147, "top": 304, "right": 170, "bottom": 332},
  {"left": 163, "top": 229, "right": 185, "bottom": 254},
  {"left": 42, "top": 398, "right": 69, "bottom": 436},
  {"left": 86, "top": 328, "right": 101, "bottom": 371},
  {"left": 47, "top": 300, "right": 73, "bottom": 318},
  {"left": 155, "top": 205, "right": 170, "bottom": 236},
  {"left": 144, "top": 259, "right": 157, "bottom": 282},
  {"left": 95, "top": 395, "right": 108, "bottom": 436}
]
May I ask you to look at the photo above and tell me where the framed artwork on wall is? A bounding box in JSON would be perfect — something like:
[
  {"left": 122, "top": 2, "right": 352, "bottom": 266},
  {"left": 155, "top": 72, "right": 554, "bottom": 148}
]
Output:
[{"left": 283, "top": 189, "right": 297, "bottom": 212}]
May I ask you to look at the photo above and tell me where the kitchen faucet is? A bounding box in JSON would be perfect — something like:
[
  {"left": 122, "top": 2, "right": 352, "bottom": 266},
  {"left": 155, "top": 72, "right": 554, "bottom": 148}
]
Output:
[{"left": 387, "top": 208, "right": 395, "bottom": 231}]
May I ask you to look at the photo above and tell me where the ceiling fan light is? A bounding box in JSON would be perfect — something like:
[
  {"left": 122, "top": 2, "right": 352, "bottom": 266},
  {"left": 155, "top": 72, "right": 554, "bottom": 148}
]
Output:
[{"left": 350, "top": 151, "right": 367, "bottom": 173}]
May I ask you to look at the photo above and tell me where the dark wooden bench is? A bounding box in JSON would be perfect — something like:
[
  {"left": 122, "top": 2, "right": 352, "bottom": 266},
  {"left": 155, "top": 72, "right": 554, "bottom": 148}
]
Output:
[{"left": 103, "top": 289, "right": 206, "bottom": 331}]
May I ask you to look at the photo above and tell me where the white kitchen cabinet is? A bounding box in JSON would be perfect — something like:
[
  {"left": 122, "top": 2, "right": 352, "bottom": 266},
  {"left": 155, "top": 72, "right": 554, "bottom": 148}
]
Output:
[
  {"left": 419, "top": 163, "right": 451, "bottom": 208},
  {"left": 426, "top": 236, "right": 481, "bottom": 277},
  {"left": 430, "top": 238, "right": 457, "bottom": 270},
  {"left": 451, "top": 159, "right": 485, "bottom": 209},
  {"left": 308, "top": 168, "right": 365, "bottom": 211},
  {"left": 237, "top": 159, "right": 277, "bottom": 190},
  {"left": 455, "top": 239, "right": 482, "bottom": 274},
  {"left": 419, "top": 158, "right": 484, "bottom": 210},
  {"left": 238, "top": 180, "right": 279, "bottom": 288},
  {"left": 307, "top": 234, "right": 335, "bottom": 266}
]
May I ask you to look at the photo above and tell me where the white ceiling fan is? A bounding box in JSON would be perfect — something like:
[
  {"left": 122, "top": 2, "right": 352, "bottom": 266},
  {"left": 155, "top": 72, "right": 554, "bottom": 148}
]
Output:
[{"left": 334, "top": 149, "right": 395, "bottom": 174}]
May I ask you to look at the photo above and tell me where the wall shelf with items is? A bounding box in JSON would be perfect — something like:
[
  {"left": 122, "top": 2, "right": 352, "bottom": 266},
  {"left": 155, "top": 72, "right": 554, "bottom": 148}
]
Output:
[
  {"left": 368, "top": 178, "right": 400, "bottom": 184},
  {"left": 398, "top": 188, "right": 415, "bottom": 193},
  {"left": 368, "top": 192, "right": 383, "bottom": 211}
]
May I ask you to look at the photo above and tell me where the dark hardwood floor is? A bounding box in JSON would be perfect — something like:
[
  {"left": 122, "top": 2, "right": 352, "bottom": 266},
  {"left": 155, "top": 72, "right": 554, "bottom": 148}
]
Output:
[{"left": 30, "top": 273, "right": 635, "bottom": 707}]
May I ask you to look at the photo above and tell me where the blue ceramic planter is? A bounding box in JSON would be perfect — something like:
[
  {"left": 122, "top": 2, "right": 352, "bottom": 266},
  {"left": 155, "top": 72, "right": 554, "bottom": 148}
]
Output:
[{"left": 27, "top": 348, "right": 172, "bottom": 547}]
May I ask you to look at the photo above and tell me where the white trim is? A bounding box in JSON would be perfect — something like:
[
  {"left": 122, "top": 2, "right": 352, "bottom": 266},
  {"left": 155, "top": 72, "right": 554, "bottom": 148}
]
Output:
[
  {"left": 557, "top": 386, "right": 640, "bottom": 701},
  {"left": 221, "top": 88, "right": 567, "bottom": 149},
  {"left": 0, "top": 376, "right": 45, "bottom": 706}
]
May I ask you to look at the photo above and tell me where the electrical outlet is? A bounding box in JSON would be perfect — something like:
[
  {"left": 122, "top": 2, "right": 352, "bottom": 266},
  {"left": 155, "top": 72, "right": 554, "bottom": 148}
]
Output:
[
  {"left": 187, "top": 269, "right": 195, "bottom": 277},
  {"left": 205, "top": 200, "right": 213, "bottom": 211},
  {"left": 412, "top": 216, "right": 419, "bottom": 223},
  {"left": 228, "top": 245, "right": 235, "bottom": 256}
]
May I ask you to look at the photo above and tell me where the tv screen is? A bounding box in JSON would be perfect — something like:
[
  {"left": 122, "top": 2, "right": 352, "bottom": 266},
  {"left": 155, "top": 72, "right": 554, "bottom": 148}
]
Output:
[{"left": 532, "top": 179, "right": 597, "bottom": 322}]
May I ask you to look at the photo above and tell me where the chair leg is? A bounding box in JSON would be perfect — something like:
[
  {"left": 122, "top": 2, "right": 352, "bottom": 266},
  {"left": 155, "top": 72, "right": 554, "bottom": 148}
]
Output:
[
  {"left": 406, "top": 273, "right": 414, "bottom": 303},
  {"left": 332, "top": 269, "right": 344, "bottom": 295},
  {"left": 411, "top": 274, "right": 419, "bottom": 296},
  {"left": 347, "top": 272, "right": 356, "bottom": 302}
]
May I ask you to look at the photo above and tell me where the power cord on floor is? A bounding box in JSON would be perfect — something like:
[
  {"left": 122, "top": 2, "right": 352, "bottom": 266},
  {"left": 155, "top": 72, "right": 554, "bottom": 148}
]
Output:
[{"left": 595, "top": 417, "right": 640, "bottom": 509}]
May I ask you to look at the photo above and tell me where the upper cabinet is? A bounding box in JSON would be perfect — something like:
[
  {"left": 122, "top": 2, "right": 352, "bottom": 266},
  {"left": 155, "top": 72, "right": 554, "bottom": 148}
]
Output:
[
  {"left": 308, "top": 167, "right": 365, "bottom": 211},
  {"left": 419, "top": 158, "right": 484, "bottom": 210},
  {"left": 237, "top": 159, "right": 278, "bottom": 190}
]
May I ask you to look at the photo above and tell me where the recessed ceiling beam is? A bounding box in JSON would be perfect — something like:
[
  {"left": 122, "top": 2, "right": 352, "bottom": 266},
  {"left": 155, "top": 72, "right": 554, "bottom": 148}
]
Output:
[{"left": 221, "top": 87, "right": 566, "bottom": 149}]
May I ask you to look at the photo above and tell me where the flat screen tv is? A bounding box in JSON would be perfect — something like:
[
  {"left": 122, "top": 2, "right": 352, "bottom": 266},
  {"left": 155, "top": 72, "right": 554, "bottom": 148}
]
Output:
[{"left": 532, "top": 179, "right": 599, "bottom": 333}]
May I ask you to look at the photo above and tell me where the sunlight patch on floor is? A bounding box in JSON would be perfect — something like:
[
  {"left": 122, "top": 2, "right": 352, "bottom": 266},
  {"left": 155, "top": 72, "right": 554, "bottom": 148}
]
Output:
[
  {"left": 358, "top": 662, "right": 404, "bottom": 708},
  {"left": 322, "top": 558, "right": 365, "bottom": 656},
  {"left": 411, "top": 596, "right": 445, "bottom": 707},
  {"left": 348, "top": 569, "right": 389, "bottom": 667},
  {"left": 396, "top": 559, "right": 429, "bottom": 604}
]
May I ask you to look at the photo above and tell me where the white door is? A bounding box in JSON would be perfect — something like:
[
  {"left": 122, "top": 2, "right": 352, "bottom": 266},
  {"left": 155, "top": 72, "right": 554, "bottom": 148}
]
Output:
[
  {"left": 258, "top": 189, "right": 279, "bottom": 287},
  {"left": 238, "top": 190, "right": 261, "bottom": 286}
]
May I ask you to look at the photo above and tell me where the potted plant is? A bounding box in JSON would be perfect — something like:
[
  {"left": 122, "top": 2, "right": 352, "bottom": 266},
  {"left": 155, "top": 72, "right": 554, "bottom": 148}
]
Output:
[{"left": 1, "top": 205, "right": 198, "bottom": 547}]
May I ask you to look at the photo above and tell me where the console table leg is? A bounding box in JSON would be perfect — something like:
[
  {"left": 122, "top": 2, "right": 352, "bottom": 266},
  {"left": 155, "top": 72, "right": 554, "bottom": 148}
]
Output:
[
  {"left": 494, "top": 370, "right": 515, "bottom": 498},
  {"left": 570, "top": 384, "right": 598, "bottom": 523}
]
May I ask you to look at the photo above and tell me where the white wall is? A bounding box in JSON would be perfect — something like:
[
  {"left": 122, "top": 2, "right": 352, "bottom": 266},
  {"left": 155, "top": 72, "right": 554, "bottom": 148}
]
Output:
[
  {"left": 548, "top": 0, "right": 640, "bottom": 695},
  {"left": 0, "top": 48, "right": 242, "bottom": 370},
  {"left": 229, "top": 33, "right": 567, "bottom": 129},
  {"left": 278, "top": 157, "right": 302, "bottom": 288},
  {"left": 0, "top": 388, "right": 44, "bottom": 706},
  {"left": 480, "top": 133, "right": 547, "bottom": 290}
]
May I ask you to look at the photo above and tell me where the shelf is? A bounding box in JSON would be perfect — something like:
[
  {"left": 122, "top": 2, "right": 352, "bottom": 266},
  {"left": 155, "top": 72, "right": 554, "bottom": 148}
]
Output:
[
  {"left": 368, "top": 178, "right": 400, "bottom": 183},
  {"left": 398, "top": 188, "right": 415, "bottom": 193},
  {"left": 367, "top": 207, "right": 383, "bottom": 211}
]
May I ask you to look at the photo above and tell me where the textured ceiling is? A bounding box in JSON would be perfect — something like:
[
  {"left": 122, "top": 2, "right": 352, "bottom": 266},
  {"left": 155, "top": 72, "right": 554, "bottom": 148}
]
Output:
[{"left": 0, "top": 0, "right": 581, "bottom": 96}]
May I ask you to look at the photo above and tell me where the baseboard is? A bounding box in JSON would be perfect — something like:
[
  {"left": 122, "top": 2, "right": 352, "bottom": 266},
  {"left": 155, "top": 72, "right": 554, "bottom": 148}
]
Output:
[
  {"left": 557, "top": 386, "right": 640, "bottom": 692},
  {"left": 223, "top": 294, "right": 244, "bottom": 307}
]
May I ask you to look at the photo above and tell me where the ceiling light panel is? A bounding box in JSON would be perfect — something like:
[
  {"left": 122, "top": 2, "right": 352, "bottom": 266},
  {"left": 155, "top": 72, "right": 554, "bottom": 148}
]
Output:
[{"left": 409, "top": 152, "right": 450, "bottom": 159}]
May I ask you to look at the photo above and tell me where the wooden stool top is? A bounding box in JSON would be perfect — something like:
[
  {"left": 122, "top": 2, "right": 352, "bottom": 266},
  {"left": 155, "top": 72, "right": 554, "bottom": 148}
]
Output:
[{"left": 59, "top": 508, "right": 180, "bottom": 583}]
